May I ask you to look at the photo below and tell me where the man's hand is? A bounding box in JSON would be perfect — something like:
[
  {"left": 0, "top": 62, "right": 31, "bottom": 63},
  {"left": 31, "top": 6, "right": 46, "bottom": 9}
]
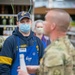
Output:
[
  {"left": 17, "top": 65, "right": 39, "bottom": 75},
  {"left": 27, "top": 65, "right": 39, "bottom": 74},
  {"left": 17, "top": 68, "right": 29, "bottom": 75}
]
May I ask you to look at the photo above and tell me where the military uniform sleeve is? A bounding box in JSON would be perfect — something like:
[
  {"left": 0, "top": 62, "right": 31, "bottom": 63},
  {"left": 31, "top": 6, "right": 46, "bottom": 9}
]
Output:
[
  {"left": 0, "top": 37, "right": 14, "bottom": 75},
  {"left": 39, "top": 50, "right": 73, "bottom": 75},
  {"left": 70, "top": 45, "right": 75, "bottom": 75},
  {"left": 64, "top": 52, "right": 74, "bottom": 75}
]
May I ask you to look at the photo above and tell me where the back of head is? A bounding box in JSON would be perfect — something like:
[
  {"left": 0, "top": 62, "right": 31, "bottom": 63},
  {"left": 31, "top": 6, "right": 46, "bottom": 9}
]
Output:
[{"left": 47, "top": 9, "right": 70, "bottom": 32}]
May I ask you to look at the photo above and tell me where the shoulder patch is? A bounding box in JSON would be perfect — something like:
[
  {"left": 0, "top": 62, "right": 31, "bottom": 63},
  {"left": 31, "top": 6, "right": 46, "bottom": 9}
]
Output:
[{"left": 53, "top": 69, "right": 61, "bottom": 75}]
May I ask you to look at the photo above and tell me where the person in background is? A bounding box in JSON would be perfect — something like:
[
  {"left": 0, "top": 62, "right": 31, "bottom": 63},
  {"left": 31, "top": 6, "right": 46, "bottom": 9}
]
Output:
[
  {"left": 34, "top": 20, "right": 50, "bottom": 48},
  {"left": 0, "top": 11, "right": 44, "bottom": 75},
  {"left": 17, "top": 9, "right": 75, "bottom": 75}
]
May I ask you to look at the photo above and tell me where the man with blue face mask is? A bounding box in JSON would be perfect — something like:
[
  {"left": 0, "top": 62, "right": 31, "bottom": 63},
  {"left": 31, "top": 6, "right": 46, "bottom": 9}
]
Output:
[
  {"left": 0, "top": 11, "right": 44, "bottom": 75},
  {"left": 17, "top": 11, "right": 31, "bottom": 34}
]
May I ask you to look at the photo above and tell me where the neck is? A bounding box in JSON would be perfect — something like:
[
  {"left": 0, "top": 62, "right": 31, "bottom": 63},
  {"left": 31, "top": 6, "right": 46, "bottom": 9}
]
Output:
[
  {"left": 19, "top": 30, "right": 30, "bottom": 36},
  {"left": 36, "top": 33, "right": 43, "bottom": 39},
  {"left": 49, "top": 31, "right": 66, "bottom": 42},
  {"left": 22, "top": 32, "right": 30, "bottom": 36}
]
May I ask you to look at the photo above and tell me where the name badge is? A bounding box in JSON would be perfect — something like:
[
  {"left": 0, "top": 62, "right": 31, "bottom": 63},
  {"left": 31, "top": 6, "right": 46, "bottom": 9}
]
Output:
[{"left": 19, "top": 48, "right": 26, "bottom": 52}]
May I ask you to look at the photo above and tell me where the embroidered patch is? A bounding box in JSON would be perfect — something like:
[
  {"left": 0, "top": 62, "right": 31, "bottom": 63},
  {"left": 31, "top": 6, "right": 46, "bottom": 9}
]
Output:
[
  {"left": 21, "top": 11, "right": 26, "bottom": 16},
  {"left": 53, "top": 69, "right": 61, "bottom": 75}
]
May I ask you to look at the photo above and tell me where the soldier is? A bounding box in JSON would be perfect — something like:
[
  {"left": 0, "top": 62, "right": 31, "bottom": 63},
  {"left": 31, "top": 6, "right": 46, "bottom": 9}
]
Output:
[{"left": 17, "top": 9, "right": 75, "bottom": 75}]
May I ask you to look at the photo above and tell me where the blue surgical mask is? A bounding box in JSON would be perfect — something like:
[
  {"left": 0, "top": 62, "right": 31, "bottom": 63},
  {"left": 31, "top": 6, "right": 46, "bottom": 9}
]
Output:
[{"left": 19, "top": 23, "right": 31, "bottom": 33}]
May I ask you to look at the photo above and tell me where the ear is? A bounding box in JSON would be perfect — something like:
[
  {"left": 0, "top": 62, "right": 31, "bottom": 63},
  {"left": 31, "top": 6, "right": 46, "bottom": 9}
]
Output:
[
  {"left": 29, "top": 19, "right": 32, "bottom": 26},
  {"left": 29, "top": 19, "right": 32, "bottom": 24},
  {"left": 51, "top": 23, "right": 56, "bottom": 30}
]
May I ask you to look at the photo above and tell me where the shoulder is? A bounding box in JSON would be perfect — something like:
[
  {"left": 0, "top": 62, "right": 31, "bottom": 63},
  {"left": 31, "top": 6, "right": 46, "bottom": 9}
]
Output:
[
  {"left": 43, "top": 49, "right": 64, "bottom": 67},
  {"left": 34, "top": 35, "right": 41, "bottom": 41},
  {"left": 31, "top": 31, "right": 42, "bottom": 43},
  {"left": 43, "top": 46, "right": 71, "bottom": 67},
  {"left": 34, "top": 35, "right": 43, "bottom": 45},
  {"left": 4, "top": 35, "right": 16, "bottom": 45},
  {"left": 6, "top": 35, "right": 16, "bottom": 40}
]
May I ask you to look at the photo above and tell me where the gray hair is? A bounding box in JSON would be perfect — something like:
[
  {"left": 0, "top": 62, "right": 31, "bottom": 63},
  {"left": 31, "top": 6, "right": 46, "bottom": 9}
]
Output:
[
  {"left": 32, "top": 20, "right": 43, "bottom": 32},
  {"left": 35, "top": 20, "right": 44, "bottom": 27}
]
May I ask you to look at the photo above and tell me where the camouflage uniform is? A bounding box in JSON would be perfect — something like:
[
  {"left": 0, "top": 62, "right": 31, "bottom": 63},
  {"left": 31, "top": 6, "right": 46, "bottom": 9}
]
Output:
[{"left": 38, "top": 36, "right": 75, "bottom": 75}]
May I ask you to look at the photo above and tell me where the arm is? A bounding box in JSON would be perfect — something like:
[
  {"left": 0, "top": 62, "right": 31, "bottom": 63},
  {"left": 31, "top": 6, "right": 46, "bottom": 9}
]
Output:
[
  {"left": 64, "top": 52, "right": 74, "bottom": 75},
  {"left": 17, "top": 69, "right": 29, "bottom": 75},
  {"left": 17, "top": 66, "right": 40, "bottom": 75},
  {"left": 27, "top": 65, "right": 40, "bottom": 74},
  {"left": 0, "top": 37, "right": 14, "bottom": 75}
]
